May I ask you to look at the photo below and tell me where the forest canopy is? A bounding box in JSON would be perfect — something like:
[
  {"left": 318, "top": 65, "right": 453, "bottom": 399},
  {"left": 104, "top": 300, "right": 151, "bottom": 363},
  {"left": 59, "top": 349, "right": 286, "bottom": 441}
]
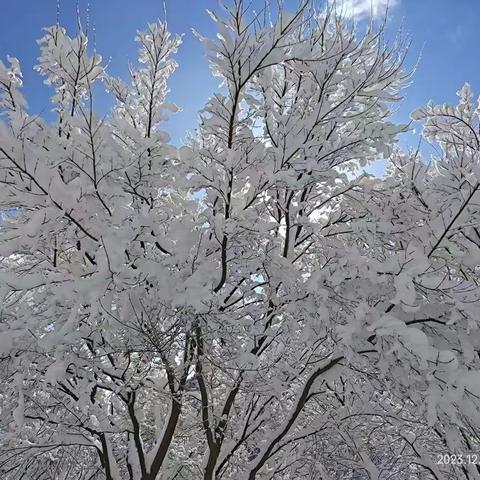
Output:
[{"left": 1, "top": 1, "right": 480, "bottom": 479}]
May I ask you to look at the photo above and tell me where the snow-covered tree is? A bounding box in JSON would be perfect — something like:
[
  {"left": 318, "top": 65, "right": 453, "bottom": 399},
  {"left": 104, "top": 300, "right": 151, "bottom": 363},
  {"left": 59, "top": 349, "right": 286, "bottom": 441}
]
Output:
[{"left": 1, "top": 1, "right": 480, "bottom": 479}]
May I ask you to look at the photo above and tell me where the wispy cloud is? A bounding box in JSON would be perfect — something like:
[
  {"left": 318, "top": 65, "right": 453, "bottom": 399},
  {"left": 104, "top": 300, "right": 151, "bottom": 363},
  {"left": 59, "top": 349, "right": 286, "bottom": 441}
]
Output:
[
  {"left": 336, "top": 0, "right": 399, "bottom": 19},
  {"left": 447, "top": 24, "right": 465, "bottom": 45}
]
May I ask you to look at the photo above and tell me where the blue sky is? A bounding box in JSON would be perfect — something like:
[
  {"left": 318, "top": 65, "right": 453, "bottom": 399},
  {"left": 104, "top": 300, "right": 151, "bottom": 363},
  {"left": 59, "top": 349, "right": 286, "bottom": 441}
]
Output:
[{"left": 0, "top": 0, "right": 479, "bottom": 152}]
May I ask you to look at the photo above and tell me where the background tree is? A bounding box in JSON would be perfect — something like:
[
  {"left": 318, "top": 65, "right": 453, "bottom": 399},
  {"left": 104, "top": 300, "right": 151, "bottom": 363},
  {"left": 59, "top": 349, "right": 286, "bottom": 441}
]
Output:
[{"left": 1, "top": 1, "right": 480, "bottom": 479}]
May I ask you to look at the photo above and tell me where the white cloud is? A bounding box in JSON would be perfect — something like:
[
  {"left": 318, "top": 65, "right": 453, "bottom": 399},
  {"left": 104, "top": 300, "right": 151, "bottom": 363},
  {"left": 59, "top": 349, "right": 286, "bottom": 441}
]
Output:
[{"left": 336, "top": 0, "right": 399, "bottom": 19}]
